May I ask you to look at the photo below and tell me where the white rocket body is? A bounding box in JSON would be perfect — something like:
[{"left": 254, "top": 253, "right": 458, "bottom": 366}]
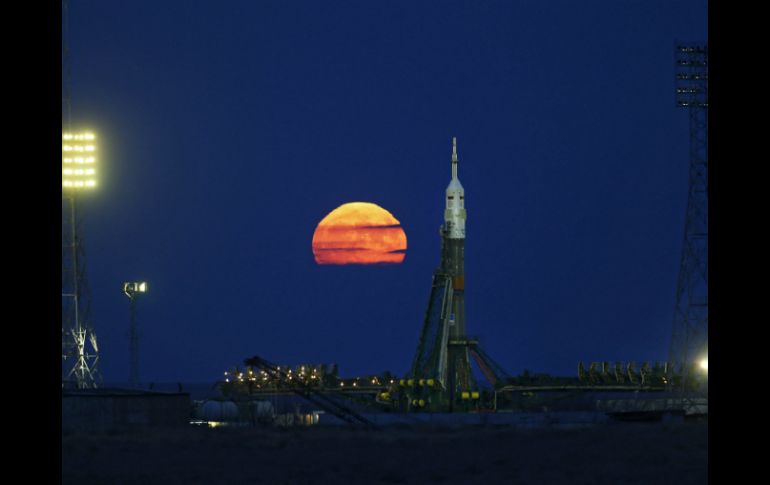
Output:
[{"left": 444, "top": 137, "right": 466, "bottom": 239}]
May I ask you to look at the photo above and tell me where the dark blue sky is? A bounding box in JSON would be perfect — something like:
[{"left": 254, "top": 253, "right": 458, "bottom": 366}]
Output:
[{"left": 66, "top": 0, "right": 707, "bottom": 383}]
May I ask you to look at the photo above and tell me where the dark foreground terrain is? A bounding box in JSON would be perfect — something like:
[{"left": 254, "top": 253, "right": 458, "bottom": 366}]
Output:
[{"left": 62, "top": 420, "right": 707, "bottom": 484}]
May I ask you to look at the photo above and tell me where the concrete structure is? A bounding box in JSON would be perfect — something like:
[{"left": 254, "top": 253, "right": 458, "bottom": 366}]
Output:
[{"left": 62, "top": 388, "right": 190, "bottom": 433}]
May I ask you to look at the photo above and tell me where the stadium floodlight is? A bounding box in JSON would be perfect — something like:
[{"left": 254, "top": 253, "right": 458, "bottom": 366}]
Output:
[
  {"left": 123, "top": 281, "right": 148, "bottom": 297},
  {"left": 674, "top": 45, "right": 708, "bottom": 109},
  {"left": 62, "top": 132, "right": 97, "bottom": 190}
]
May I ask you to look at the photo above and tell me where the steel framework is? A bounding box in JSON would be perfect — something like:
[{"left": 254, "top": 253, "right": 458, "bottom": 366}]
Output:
[
  {"left": 668, "top": 43, "right": 708, "bottom": 391},
  {"left": 62, "top": 0, "right": 100, "bottom": 389},
  {"left": 62, "top": 195, "right": 101, "bottom": 388},
  {"left": 244, "top": 355, "right": 377, "bottom": 428}
]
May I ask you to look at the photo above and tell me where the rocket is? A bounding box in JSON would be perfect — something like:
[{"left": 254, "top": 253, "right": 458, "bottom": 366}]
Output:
[
  {"left": 441, "top": 137, "right": 466, "bottom": 337},
  {"left": 409, "top": 137, "right": 472, "bottom": 404},
  {"left": 445, "top": 137, "right": 466, "bottom": 239}
]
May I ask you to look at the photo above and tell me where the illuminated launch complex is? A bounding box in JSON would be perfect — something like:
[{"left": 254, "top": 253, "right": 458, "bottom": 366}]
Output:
[
  {"left": 223, "top": 132, "right": 706, "bottom": 424},
  {"left": 58, "top": 0, "right": 706, "bottom": 428},
  {"left": 215, "top": 46, "right": 708, "bottom": 422}
]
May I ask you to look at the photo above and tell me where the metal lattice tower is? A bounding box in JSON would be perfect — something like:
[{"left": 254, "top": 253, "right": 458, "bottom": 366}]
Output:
[
  {"left": 62, "top": 0, "right": 101, "bottom": 389},
  {"left": 668, "top": 43, "right": 708, "bottom": 390},
  {"left": 62, "top": 196, "right": 101, "bottom": 388}
]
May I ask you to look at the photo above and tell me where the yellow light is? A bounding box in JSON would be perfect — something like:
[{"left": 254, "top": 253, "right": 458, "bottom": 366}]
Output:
[
  {"left": 63, "top": 133, "right": 95, "bottom": 141},
  {"left": 63, "top": 145, "right": 94, "bottom": 152},
  {"left": 62, "top": 157, "right": 96, "bottom": 164},
  {"left": 62, "top": 168, "right": 96, "bottom": 176},
  {"left": 63, "top": 180, "right": 90, "bottom": 188},
  {"left": 699, "top": 358, "right": 708, "bottom": 372},
  {"left": 62, "top": 132, "right": 98, "bottom": 190}
]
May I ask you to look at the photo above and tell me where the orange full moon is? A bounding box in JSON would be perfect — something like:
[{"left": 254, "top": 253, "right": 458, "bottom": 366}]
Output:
[{"left": 312, "top": 202, "right": 407, "bottom": 265}]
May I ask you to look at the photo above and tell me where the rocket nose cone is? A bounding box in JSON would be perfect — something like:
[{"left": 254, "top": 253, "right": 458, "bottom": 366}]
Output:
[{"left": 447, "top": 178, "right": 464, "bottom": 192}]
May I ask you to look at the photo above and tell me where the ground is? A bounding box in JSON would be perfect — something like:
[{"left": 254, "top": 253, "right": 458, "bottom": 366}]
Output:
[{"left": 62, "top": 420, "right": 707, "bottom": 484}]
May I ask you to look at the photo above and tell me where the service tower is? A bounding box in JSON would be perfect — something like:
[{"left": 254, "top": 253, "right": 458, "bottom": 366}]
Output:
[{"left": 406, "top": 137, "right": 478, "bottom": 412}]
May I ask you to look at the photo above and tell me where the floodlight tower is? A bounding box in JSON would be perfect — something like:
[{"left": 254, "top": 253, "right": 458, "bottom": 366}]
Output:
[
  {"left": 669, "top": 44, "right": 708, "bottom": 392},
  {"left": 61, "top": 0, "right": 101, "bottom": 389},
  {"left": 62, "top": 132, "right": 101, "bottom": 389},
  {"left": 124, "top": 282, "right": 148, "bottom": 388}
]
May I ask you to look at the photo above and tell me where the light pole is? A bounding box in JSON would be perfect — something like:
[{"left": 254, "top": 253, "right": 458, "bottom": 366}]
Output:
[
  {"left": 62, "top": 131, "right": 100, "bottom": 389},
  {"left": 123, "top": 282, "right": 147, "bottom": 388}
]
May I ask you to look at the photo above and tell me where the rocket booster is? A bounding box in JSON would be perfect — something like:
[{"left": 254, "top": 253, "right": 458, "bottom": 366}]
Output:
[{"left": 444, "top": 137, "right": 466, "bottom": 239}]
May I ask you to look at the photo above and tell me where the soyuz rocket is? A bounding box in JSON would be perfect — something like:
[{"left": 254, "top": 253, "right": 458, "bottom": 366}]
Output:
[
  {"left": 408, "top": 137, "right": 474, "bottom": 405},
  {"left": 442, "top": 137, "right": 466, "bottom": 340},
  {"left": 445, "top": 137, "right": 466, "bottom": 239}
]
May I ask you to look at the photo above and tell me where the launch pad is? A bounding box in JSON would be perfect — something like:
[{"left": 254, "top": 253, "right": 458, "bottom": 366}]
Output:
[{"left": 214, "top": 138, "right": 702, "bottom": 424}]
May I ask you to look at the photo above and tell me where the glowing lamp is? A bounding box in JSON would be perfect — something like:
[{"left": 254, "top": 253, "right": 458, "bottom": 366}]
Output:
[
  {"left": 699, "top": 358, "right": 708, "bottom": 372},
  {"left": 62, "top": 132, "right": 97, "bottom": 190},
  {"left": 123, "top": 281, "right": 148, "bottom": 297}
]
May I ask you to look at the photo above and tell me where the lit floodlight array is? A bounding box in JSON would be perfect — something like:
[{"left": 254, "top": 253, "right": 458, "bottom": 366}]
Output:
[{"left": 62, "top": 132, "right": 97, "bottom": 189}]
